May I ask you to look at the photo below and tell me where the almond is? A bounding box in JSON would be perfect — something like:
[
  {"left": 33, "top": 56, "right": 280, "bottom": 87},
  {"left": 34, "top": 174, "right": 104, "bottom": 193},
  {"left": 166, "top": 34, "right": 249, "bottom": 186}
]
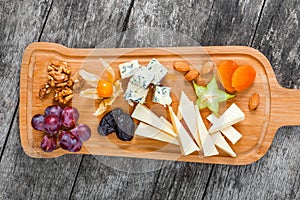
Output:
[
  {"left": 201, "top": 61, "right": 215, "bottom": 75},
  {"left": 174, "top": 61, "right": 190, "bottom": 72},
  {"left": 185, "top": 69, "right": 200, "bottom": 81},
  {"left": 248, "top": 93, "right": 260, "bottom": 110}
]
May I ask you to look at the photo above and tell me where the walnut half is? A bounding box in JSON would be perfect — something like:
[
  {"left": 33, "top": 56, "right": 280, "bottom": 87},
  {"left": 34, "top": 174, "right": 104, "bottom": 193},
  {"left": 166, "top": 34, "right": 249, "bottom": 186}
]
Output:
[{"left": 39, "top": 61, "right": 74, "bottom": 104}]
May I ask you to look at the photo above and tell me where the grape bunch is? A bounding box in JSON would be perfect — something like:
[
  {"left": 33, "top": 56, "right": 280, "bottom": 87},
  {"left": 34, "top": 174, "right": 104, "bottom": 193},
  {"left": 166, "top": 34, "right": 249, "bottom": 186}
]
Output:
[{"left": 31, "top": 105, "right": 91, "bottom": 152}]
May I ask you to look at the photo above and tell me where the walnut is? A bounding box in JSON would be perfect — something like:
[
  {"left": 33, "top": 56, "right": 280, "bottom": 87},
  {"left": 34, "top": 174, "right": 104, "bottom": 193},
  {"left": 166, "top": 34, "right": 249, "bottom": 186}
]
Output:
[{"left": 39, "top": 61, "right": 74, "bottom": 104}]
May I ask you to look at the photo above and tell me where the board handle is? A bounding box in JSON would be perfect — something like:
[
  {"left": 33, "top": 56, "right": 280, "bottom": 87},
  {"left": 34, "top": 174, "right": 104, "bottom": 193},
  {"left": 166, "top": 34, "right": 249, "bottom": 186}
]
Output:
[{"left": 272, "top": 86, "right": 300, "bottom": 127}]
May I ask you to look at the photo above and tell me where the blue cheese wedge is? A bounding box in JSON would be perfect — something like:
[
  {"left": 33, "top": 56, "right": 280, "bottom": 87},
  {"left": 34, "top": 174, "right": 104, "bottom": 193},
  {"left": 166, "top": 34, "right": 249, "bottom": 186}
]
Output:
[
  {"left": 152, "top": 86, "right": 172, "bottom": 107},
  {"left": 124, "top": 81, "right": 149, "bottom": 104},
  {"left": 130, "top": 67, "right": 154, "bottom": 88},
  {"left": 119, "top": 60, "right": 140, "bottom": 79},
  {"left": 146, "top": 58, "right": 168, "bottom": 85}
]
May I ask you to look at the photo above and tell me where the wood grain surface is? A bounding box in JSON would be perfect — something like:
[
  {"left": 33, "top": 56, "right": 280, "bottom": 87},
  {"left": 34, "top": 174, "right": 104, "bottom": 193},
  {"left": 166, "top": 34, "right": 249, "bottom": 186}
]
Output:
[{"left": 0, "top": 0, "right": 299, "bottom": 199}]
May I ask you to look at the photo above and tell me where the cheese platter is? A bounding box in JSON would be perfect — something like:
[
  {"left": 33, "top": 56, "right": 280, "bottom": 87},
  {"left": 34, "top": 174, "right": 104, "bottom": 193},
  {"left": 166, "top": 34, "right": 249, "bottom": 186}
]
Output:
[{"left": 20, "top": 42, "right": 300, "bottom": 165}]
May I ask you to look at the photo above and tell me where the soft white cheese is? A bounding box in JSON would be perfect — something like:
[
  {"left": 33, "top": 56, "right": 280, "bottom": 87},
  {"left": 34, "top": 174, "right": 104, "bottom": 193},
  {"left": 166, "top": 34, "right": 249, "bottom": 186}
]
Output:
[
  {"left": 194, "top": 105, "right": 219, "bottom": 157},
  {"left": 210, "top": 132, "right": 236, "bottom": 157},
  {"left": 152, "top": 86, "right": 172, "bottom": 107},
  {"left": 168, "top": 106, "right": 199, "bottom": 155},
  {"left": 146, "top": 58, "right": 168, "bottom": 85},
  {"left": 135, "top": 122, "right": 179, "bottom": 145},
  {"left": 207, "top": 113, "right": 242, "bottom": 144},
  {"left": 123, "top": 81, "right": 149, "bottom": 104},
  {"left": 209, "top": 103, "right": 245, "bottom": 133},
  {"left": 179, "top": 91, "right": 201, "bottom": 146},
  {"left": 119, "top": 60, "right": 140, "bottom": 79},
  {"left": 131, "top": 104, "right": 177, "bottom": 137}
]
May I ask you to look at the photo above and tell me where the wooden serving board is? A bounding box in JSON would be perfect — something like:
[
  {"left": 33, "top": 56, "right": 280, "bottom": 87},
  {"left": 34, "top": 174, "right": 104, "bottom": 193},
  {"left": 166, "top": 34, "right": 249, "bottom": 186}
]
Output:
[{"left": 20, "top": 42, "right": 300, "bottom": 165}]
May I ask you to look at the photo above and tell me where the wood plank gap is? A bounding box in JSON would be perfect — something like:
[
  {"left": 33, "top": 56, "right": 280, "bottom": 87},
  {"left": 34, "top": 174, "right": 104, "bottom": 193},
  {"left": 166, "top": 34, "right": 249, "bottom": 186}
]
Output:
[
  {"left": 38, "top": 0, "right": 54, "bottom": 42},
  {"left": 116, "top": 0, "right": 135, "bottom": 47},
  {"left": 200, "top": 165, "right": 215, "bottom": 200},
  {"left": 201, "top": 0, "right": 215, "bottom": 44},
  {"left": 0, "top": 99, "right": 19, "bottom": 164},
  {"left": 250, "top": 0, "right": 266, "bottom": 46},
  {"left": 149, "top": 167, "right": 163, "bottom": 200},
  {"left": 67, "top": 155, "right": 84, "bottom": 200}
]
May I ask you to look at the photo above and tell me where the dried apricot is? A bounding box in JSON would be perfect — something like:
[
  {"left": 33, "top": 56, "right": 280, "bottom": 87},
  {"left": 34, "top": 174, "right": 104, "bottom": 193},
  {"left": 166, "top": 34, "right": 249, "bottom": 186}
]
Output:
[
  {"left": 232, "top": 65, "right": 256, "bottom": 92},
  {"left": 217, "top": 60, "right": 239, "bottom": 93}
]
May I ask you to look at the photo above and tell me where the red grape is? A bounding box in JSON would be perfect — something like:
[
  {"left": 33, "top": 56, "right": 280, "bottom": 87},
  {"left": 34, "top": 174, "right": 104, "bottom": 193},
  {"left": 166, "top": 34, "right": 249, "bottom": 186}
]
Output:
[
  {"left": 31, "top": 114, "right": 45, "bottom": 131},
  {"left": 71, "top": 124, "right": 91, "bottom": 142},
  {"left": 61, "top": 106, "right": 79, "bottom": 128},
  {"left": 44, "top": 105, "right": 62, "bottom": 118},
  {"left": 69, "top": 139, "right": 82, "bottom": 152},
  {"left": 41, "top": 135, "right": 57, "bottom": 152},
  {"left": 43, "top": 114, "right": 61, "bottom": 135},
  {"left": 58, "top": 131, "right": 82, "bottom": 152}
]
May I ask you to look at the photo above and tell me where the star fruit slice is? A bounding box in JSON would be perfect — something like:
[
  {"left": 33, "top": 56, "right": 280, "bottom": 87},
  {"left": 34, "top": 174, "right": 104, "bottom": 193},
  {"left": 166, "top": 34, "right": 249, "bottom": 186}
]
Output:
[{"left": 193, "top": 76, "right": 235, "bottom": 115}]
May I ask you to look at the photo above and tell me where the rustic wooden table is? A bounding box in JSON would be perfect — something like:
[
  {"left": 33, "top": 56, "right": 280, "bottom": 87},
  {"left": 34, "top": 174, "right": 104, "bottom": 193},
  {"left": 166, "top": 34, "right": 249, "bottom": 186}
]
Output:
[{"left": 0, "top": 0, "right": 299, "bottom": 199}]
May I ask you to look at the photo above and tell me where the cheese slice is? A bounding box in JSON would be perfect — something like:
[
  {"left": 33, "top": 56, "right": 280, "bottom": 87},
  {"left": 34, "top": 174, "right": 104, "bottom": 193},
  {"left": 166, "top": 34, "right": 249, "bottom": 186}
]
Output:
[
  {"left": 209, "top": 103, "right": 245, "bottom": 133},
  {"left": 131, "top": 104, "right": 176, "bottom": 137},
  {"left": 168, "top": 106, "right": 199, "bottom": 155},
  {"left": 160, "top": 116, "right": 173, "bottom": 130},
  {"left": 207, "top": 114, "right": 242, "bottom": 144},
  {"left": 179, "top": 91, "right": 201, "bottom": 146},
  {"left": 135, "top": 122, "right": 179, "bottom": 145},
  {"left": 194, "top": 105, "right": 219, "bottom": 157},
  {"left": 210, "top": 132, "right": 236, "bottom": 157}
]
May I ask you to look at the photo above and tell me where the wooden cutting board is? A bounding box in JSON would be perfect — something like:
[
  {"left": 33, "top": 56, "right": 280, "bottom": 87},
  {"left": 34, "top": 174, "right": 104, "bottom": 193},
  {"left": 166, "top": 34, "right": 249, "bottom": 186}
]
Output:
[{"left": 19, "top": 42, "right": 300, "bottom": 165}]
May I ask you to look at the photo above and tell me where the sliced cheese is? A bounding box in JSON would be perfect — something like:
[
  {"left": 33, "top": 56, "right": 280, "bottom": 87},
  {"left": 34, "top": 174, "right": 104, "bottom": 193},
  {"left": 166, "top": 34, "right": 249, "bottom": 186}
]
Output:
[
  {"left": 159, "top": 116, "right": 173, "bottom": 130},
  {"left": 131, "top": 104, "right": 176, "bottom": 137},
  {"left": 207, "top": 113, "right": 242, "bottom": 144},
  {"left": 168, "top": 106, "right": 199, "bottom": 155},
  {"left": 209, "top": 103, "right": 245, "bottom": 133},
  {"left": 210, "top": 132, "right": 236, "bottom": 157},
  {"left": 135, "top": 122, "right": 179, "bottom": 145},
  {"left": 194, "top": 105, "right": 219, "bottom": 157},
  {"left": 179, "top": 91, "right": 201, "bottom": 146}
]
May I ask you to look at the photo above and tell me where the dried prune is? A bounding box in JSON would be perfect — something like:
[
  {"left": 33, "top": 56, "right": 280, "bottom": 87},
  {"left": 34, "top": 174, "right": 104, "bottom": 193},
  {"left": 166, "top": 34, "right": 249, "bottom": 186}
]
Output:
[
  {"left": 97, "top": 108, "right": 123, "bottom": 136},
  {"left": 115, "top": 113, "right": 135, "bottom": 141}
]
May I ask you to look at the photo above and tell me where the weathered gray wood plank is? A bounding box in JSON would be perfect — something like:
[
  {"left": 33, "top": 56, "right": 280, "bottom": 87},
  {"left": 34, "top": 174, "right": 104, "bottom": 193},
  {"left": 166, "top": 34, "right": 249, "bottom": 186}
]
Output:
[
  {"left": 0, "top": 0, "right": 52, "bottom": 160},
  {"left": 202, "top": 0, "right": 265, "bottom": 46},
  {"left": 203, "top": 0, "right": 300, "bottom": 199},
  {"left": 0, "top": 0, "right": 133, "bottom": 199}
]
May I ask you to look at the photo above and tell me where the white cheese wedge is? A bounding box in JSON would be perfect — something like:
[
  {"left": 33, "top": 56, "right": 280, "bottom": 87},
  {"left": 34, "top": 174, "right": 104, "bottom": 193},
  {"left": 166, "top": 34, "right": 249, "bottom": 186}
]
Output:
[
  {"left": 207, "top": 114, "right": 242, "bottom": 144},
  {"left": 159, "top": 116, "right": 173, "bottom": 130},
  {"left": 210, "top": 132, "right": 236, "bottom": 157},
  {"left": 179, "top": 91, "right": 201, "bottom": 146},
  {"left": 194, "top": 105, "right": 219, "bottom": 157},
  {"left": 168, "top": 106, "right": 199, "bottom": 155},
  {"left": 135, "top": 122, "right": 179, "bottom": 145},
  {"left": 209, "top": 103, "right": 245, "bottom": 133},
  {"left": 131, "top": 104, "right": 176, "bottom": 137},
  {"left": 119, "top": 60, "right": 140, "bottom": 79}
]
